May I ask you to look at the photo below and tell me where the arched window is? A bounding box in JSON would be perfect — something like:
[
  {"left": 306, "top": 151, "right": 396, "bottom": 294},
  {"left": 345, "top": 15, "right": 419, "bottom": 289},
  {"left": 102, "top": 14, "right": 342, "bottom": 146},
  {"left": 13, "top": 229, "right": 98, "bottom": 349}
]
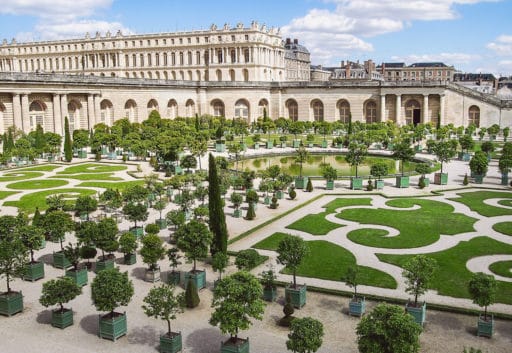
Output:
[
  {"left": 365, "top": 100, "right": 378, "bottom": 123},
  {"left": 185, "top": 99, "right": 195, "bottom": 117},
  {"left": 286, "top": 99, "right": 298, "bottom": 121},
  {"left": 217, "top": 49, "right": 223, "bottom": 63},
  {"left": 67, "top": 100, "right": 82, "bottom": 132},
  {"left": 124, "top": 99, "right": 138, "bottom": 122},
  {"left": 234, "top": 99, "right": 249, "bottom": 120},
  {"left": 187, "top": 70, "right": 192, "bottom": 81},
  {"left": 258, "top": 99, "right": 269, "bottom": 118},
  {"left": 147, "top": 99, "right": 159, "bottom": 116},
  {"left": 404, "top": 99, "right": 420, "bottom": 125},
  {"left": 243, "top": 69, "right": 249, "bottom": 82},
  {"left": 211, "top": 99, "right": 225, "bottom": 117},
  {"left": 468, "top": 105, "right": 480, "bottom": 127},
  {"left": 230, "top": 69, "right": 235, "bottom": 81},
  {"left": 100, "top": 99, "right": 113, "bottom": 125},
  {"left": 29, "top": 100, "right": 46, "bottom": 131},
  {"left": 216, "top": 69, "right": 222, "bottom": 81},
  {"left": 311, "top": 100, "right": 324, "bottom": 122},
  {"left": 230, "top": 49, "right": 236, "bottom": 63},
  {"left": 167, "top": 99, "right": 178, "bottom": 119},
  {"left": 337, "top": 100, "right": 351, "bottom": 123}
]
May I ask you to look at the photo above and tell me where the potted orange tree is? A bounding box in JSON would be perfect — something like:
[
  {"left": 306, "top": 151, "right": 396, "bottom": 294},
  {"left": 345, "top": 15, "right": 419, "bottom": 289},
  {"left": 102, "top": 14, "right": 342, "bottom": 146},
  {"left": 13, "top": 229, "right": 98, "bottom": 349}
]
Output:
[
  {"left": 277, "top": 235, "right": 309, "bottom": 309},
  {"left": 20, "top": 224, "right": 45, "bottom": 282},
  {"left": 392, "top": 139, "right": 414, "bottom": 188},
  {"left": 345, "top": 266, "right": 365, "bottom": 317},
  {"left": 118, "top": 232, "right": 138, "bottom": 265},
  {"left": 39, "top": 277, "right": 81, "bottom": 329},
  {"left": 370, "top": 162, "right": 388, "bottom": 190},
  {"left": 140, "top": 233, "right": 166, "bottom": 283},
  {"left": 346, "top": 142, "right": 367, "bottom": 190},
  {"left": 468, "top": 272, "right": 497, "bottom": 337},
  {"left": 63, "top": 243, "right": 88, "bottom": 287}
]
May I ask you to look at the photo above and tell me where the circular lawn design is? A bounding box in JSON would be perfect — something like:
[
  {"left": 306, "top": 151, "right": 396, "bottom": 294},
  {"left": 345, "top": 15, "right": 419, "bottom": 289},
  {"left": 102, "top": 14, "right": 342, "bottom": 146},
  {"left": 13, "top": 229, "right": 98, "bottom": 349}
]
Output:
[
  {"left": 7, "top": 179, "right": 68, "bottom": 190},
  {"left": 492, "top": 222, "right": 512, "bottom": 236},
  {"left": 58, "top": 163, "right": 127, "bottom": 174},
  {"left": 498, "top": 199, "right": 512, "bottom": 207},
  {"left": 489, "top": 260, "right": 512, "bottom": 278},
  {"left": 0, "top": 171, "right": 43, "bottom": 182}
]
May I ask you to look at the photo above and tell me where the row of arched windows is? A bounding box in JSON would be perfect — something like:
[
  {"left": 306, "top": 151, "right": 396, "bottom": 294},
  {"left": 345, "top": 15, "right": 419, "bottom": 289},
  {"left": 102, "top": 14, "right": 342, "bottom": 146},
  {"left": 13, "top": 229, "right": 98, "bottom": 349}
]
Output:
[{"left": 285, "top": 99, "right": 376, "bottom": 123}]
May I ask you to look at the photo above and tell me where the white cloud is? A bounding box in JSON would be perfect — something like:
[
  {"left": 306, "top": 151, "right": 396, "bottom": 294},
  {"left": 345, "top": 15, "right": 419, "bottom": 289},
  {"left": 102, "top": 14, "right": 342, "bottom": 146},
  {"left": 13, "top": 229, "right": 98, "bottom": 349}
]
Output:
[
  {"left": 283, "top": 0, "right": 496, "bottom": 65},
  {"left": 0, "top": 0, "right": 132, "bottom": 42},
  {"left": 487, "top": 35, "right": 512, "bottom": 56}
]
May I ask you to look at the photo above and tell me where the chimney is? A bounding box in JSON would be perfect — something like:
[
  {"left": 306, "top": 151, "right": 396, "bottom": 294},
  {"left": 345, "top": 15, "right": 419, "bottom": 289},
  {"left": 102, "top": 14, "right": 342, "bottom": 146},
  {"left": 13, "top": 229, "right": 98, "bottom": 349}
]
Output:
[
  {"left": 345, "top": 63, "right": 351, "bottom": 79},
  {"left": 293, "top": 38, "right": 298, "bottom": 44},
  {"left": 286, "top": 38, "right": 291, "bottom": 45},
  {"left": 341, "top": 60, "right": 345, "bottom": 67}
]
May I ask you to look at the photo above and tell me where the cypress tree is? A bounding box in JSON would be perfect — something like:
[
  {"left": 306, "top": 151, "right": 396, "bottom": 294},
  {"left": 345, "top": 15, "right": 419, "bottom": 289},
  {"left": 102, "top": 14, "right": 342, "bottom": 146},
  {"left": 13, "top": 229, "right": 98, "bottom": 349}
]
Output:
[
  {"left": 208, "top": 153, "right": 228, "bottom": 255},
  {"left": 2, "top": 132, "right": 8, "bottom": 154},
  {"left": 6, "top": 129, "right": 15, "bottom": 153},
  {"left": 184, "top": 278, "right": 200, "bottom": 308},
  {"left": 64, "top": 116, "right": 72, "bottom": 162},
  {"left": 34, "top": 124, "right": 45, "bottom": 154}
]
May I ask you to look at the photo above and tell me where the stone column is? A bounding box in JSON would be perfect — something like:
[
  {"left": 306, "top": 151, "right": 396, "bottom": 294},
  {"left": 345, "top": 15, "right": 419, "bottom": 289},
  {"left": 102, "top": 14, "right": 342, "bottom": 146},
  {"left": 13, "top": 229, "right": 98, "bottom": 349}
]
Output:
[
  {"left": 12, "top": 93, "right": 22, "bottom": 130},
  {"left": 21, "top": 93, "right": 30, "bottom": 133},
  {"left": 439, "top": 94, "right": 445, "bottom": 125},
  {"left": 52, "top": 94, "right": 62, "bottom": 134},
  {"left": 380, "top": 94, "right": 386, "bottom": 122},
  {"left": 94, "top": 94, "right": 101, "bottom": 126},
  {"left": 60, "top": 94, "right": 68, "bottom": 135},
  {"left": 87, "top": 94, "right": 95, "bottom": 128},
  {"left": 423, "top": 94, "right": 429, "bottom": 123},
  {"left": 395, "top": 94, "right": 402, "bottom": 125}
]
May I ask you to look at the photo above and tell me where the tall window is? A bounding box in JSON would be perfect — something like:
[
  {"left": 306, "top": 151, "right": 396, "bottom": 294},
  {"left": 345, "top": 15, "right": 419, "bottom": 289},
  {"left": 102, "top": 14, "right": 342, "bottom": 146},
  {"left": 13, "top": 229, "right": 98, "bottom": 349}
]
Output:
[
  {"left": 167, "top": 99, "right": 177, "bottom": 119},
  {"left": 67, "top": 101, "right": 81, "bottom": 132},
  {"left": 100, "top": 100, "right": 113, "bottom": 125},
  {"left": 287, "top": 100, "right": 298, "bottom": 121},
  {"left": 217, "top": 49, "right": 223, "bottom": 63},
  {"left": 338, "top": 100, "right": 350, "bottom": 123},
  {"left": 312, "top": 100, "right": 324, "bottom": 122},
  {"left": 185, "top": 99, "right": 195, "bottom": 117},
  {"left": 258, "top": 99, "right": 268, "bottom": 117},
  {"left": 212, "top": 100, "right": 225, "bottom": 117},
  {"left": 365, "top": 101, "right": 378, "bottom": 123},
  {"left": 404, "top": 99, "right": 420, "bottom": 125},
  {"left": 29, "top": 101, "right": 45, "bottom": 131},
  {"left": 468, "top": 105, "right": 480, "bottom": 127},
  {"left": 234, "top": 100, "right": 249, "bottom": 120},
  {"left": 124, "top": 99, "right": 138, "bottom": 122},
  {"left": 147, "top": 99, "right": 158, "bottom": 116}
]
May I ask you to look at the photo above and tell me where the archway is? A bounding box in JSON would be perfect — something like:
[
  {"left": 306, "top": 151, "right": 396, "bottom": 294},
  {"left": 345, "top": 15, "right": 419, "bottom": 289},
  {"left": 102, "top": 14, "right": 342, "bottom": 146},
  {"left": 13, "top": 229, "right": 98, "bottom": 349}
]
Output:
[
  {"left": 311, "top": 99, "right": 324, "bottom": 122},
  {"left": 405, "top": 99, "right": 421, "bottom": 125},
  {"left": 285, "top": 99, "right": 298, "bottom": 121},
  {"left": 29, "top": 100, "right": 46, "bottom": 131},
  {"left": 211, "top": 99, "right": 225, "bottom": 117},
  {"left": 100, "top": 99, "right": 113, "bottom": 125},
  {"left": 337, "top": 100, "right": 350, "bottom": 123},
  {"left": 234, "top": 99, "right": 250, "bottom": 121},
  {"left": 67, "top": 100, "right": 82, "bottom": 132},
  {"left": 124, "top": 99, "right": 138, "bottom": 122},
  {"left": 468, "top": 105, "right": 480, "bottom": 127},
  {"left": 167, "top": 99, "right": 178, "bottom": 119},
  {"left": 365, "top": 100, "right": 378, "bottom": 124}
]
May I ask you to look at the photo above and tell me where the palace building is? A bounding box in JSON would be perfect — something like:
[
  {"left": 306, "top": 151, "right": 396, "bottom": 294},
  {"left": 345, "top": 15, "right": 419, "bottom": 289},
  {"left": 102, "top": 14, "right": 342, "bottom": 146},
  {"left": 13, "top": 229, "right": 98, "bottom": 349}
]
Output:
[{"left": 0, "top": 23, "right": 511, "bottom": 136}]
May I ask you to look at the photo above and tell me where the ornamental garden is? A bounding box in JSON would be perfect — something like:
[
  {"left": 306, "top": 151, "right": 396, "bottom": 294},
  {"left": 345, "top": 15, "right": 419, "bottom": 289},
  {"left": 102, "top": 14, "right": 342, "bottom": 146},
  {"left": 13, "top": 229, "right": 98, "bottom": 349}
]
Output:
[{"left": 0, "top": 113, "right": 512, "bottom": 353}]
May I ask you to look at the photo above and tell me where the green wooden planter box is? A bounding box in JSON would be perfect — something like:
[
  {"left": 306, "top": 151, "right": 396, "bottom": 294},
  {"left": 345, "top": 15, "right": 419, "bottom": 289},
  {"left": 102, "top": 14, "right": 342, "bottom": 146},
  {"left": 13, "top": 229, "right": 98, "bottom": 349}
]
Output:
[
  {"left": 156, "top": 218, "right": 168, "bottom": 229},
  {"left": 239, "top": 143, "right": 247, "bottom": 151},
  {"left": 52, "top": 308, "right": 74, "bottom": 329},
  {"left": 47, "top": 156, "right": 55, "bottom": 162},
  {"left": 264, "top": 196, "right": 271, "bottom": 205},
  {"left": 166, "top": 188, "right": 174, "bottom": 197},
  {"left": 98, "top": 312, "right": 127, "bottom": 341},
  {"left": 124, "top": 253, "right": 137, "bottom": 265},
  {"left": 322, "top": 140, "right": 328, "bottom": 148},
  {"left": 375, "top": 179, "right": 385, "bottom": 190},
  {"left": 24, "top": 261, "right": 45, "bottom": 282},
  {"left": 405, "top": 302, "right": 426, "bottom": 326},
  {"left": 184, "top": 270, "right": 206, "bottom": 290},
  {"left": 387, "top": 143, "right": 394, "bottom": 151},
  {"left": 253, "top": 143, "right": 260, "bottom": 149},
  {"left": 350, "top": 177, "right": 363, "bottom": 190},
  {"left": 233, "top": 209, "right": 242, "bottom": 218},
  {"left": 501, "top": 173, "right": 509, "bottom": 186},
  {"left": 395, "top": 175, "right": 410, "bottom": 188},
  {"left": 275, "top": 190, "right": 284, "bottom": 199},
  {"left": 285, "top": 285, "right": 307, "bottom": 309},
  {"left": 101, "top": 147, "right": 108, "bottom": 154},
  {"left": 215, "top": 143, "right": 226, "bottom": 152},
  {"left": 130, "top": 226, "right": 144, "bottom": 238},
  {"left": 148, "top": 193, "right": 156, "bottom": 201},
  {"left": 295, "top": 176, "right": 308, "bottom": 189},
  {"left": 173, "top": 194, "right": 182, "bottom": 203},
  {"left": 420, "top": 177, "right": 430, "bottom": 187},
  {"left": 458, "top": 152, "right": 471, "bottom": 161},
  {"left": 95, "top": 258, "right": 115, "bottom": 273},
  {"left": 53, "top": 251, "right": 71, "bottom": 269},
  {"left": 65, "top": 268, "right": 88, "bottom": 287},
  {"left": 349, "top": 296, "right": 366, "bottom": 317},
  {"left": 415, "top": 145, "right": 422, "bottom": 152},
  {"left": 38, "top": 238, "right": 46, "bottom": 250},
  {"left": 108, "top": 152, "right": 117, "bottom": 160},
  {"left": 160, "top": 332, "right": 182, "bottom": 353},
  {"left": 263, "top": 287, "right": 277, "bottom": 302},
  {"left": 221, "top": 338, "right": 250, "bottom": 353},
  {"left": 145, "top": 268, "right": 161, "bottom": 283},
  {"left": 78, "top": 150, "right": 87, "bottom": 158},
  {"left": 474, "top": 174, "right": 484, "bottom": 184},
  {"left": 281, "top": 142, "right": 287, "bottom": 148},
  {"left": 434, "top": 172, "right": 448, "bottom": 185},
  {"left": 308, "top": 142, "right": 314, "bottom": 148},
  {"left": 266, "top": 141, "right": 273, "bottom": 149},
  {"left": 0, "top": 291, "right": 23, "bottom": 316},
  {"left": 292, "top": 139, "right": 301, "bottom": 148},
  {"left": 325, "top": 180, "right": 334, "bottom": 190},
  {"left": 477, "top": 315, "right": 494, "bottom": 337},
  {"left": 167, "top": 270, "right": 181, "bottom": 285},
  {"left": 173, "top": 166, "right": 183, "bottom": 175}
]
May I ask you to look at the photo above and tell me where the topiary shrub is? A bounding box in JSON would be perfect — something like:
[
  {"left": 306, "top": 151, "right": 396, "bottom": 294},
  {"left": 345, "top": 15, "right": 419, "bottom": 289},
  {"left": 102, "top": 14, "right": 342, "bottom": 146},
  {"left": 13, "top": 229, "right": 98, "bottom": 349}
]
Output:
[
  {"left": 463, "top": 173, "right": 469, "bottom": 186},
  {"left": 418, "top": 176, "right": 426, "bottom": 189},
  {"left": 306, "top": 178, "right": 313, "bottom": 192},
  {"left": 245, "top": 202, "right": 256, "bottom": 220},
  {"left": 184, "top": 278, "right": 200, "bottom": 308},
  {"left": 270, "top": 196, "right": 279, "bottom": 209},
  {"left": 289, "top": 188, "right": 297, "bottom": 200},
  {"left": 366, "top": 179, "right": 374, "bottom": 191},
  {"left": 279, "top": 292, "right": 296, "bottom": 327},
  {"left": 145, "top": 223, "right": 160, "bottom": 235},
  {"left": 235, "top": 249, "right": 260, "bottom": 271},
  {"left": 95, "top": 152, "right": 101, "bottom": 161}
]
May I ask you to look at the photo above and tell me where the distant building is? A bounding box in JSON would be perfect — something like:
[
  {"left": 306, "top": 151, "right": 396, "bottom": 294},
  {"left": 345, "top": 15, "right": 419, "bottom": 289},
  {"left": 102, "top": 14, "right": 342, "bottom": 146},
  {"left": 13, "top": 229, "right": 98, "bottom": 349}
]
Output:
[
  {"left": 453, "top": 73, "right": 497, "bottom": 94},
  {"left": 310, "top": 60, "right": 383, "bottom": 81},
  {"left": 378, "top": 62, "right": 455, "bottom": 82},
  {"left": 283, "top": 38, "right": 311, "bottom": 81}
]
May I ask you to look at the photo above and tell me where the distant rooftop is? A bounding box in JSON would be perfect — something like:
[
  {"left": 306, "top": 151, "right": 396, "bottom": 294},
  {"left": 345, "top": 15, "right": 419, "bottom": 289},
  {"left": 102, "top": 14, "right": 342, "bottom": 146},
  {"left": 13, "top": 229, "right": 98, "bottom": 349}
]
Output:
[{"left": 409, "top": 62, "right": 449, "bottom": 68}]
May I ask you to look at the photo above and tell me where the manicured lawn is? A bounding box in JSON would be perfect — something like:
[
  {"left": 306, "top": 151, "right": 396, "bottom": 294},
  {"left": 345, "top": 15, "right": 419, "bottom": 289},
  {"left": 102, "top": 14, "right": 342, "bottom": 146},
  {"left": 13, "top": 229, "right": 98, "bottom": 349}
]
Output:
[
  {"left": 7, "top": 179, "right": 68, "bottom": 190},
  {"left": 21, "top": 165, "right": 60, "bottom": 171},
  {"left": 489, "top": 260, "right": 512, "bottom": 278},
  {"left": 339, "top": 198, "right": 477, "bottom": 248},
  {"left": 493, "top": 222, "right": 512, "bottom": 236},
  {"left": 498, "top": 199, "right": 512, "bottom": 207},
  {"left": 57, "top": 163, "right": 127, "bottom": 174},
  {"left": 286, "top": 197, "right": 372, "bottom": 235},
  {"left": 77, "top": 180, "right": 144, "bottom": 190},
  {"left": 253, "top": 232, "right": 397, "bottom": 289},
  {"left": 0, "top": 191, "right": 18, "bottom": 200},
  {"left": 4, "top": 188, "right": 97, "bottom": 214},
  {"left": 449, "top": 191, "right": 512, "bottom": 217},
  {"left": 51, "top": 173, "right": 122, "bottom": 181},
  {"left": 0, "top": 171, "right": 43, "bottom": 182},
  {"left": 377, "top": 237, "right": 512, "bottom": 304}
]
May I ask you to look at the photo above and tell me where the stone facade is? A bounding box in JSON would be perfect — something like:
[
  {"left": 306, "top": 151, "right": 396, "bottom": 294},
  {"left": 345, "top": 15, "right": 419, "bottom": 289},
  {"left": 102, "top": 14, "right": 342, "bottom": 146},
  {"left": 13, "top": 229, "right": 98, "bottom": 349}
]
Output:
[{"left": 0, "top": 73, "right": 511, "bottom": 136}]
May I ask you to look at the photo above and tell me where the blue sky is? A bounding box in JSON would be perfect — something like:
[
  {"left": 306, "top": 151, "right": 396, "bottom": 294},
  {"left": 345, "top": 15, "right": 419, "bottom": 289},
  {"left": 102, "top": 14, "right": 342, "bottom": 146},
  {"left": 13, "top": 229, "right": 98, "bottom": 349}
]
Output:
[{"left": 0, "top": 0, "right": 511, "bottom": 75}]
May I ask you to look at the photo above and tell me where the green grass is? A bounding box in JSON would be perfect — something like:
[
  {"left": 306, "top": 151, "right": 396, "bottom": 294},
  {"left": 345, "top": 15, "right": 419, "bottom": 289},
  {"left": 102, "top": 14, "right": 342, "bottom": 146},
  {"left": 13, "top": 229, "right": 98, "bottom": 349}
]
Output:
[
  {"left": 286, "top": 197, "right": 372, "bottom": 235},
  {"left": 6, "top": 179, "right": 68, "bottom": 190},
  {"left": 253, "top": 232, "right": 396, "bottom": 289},
  {"left": 493, "top": 222, "right": 512, "bottom": 236},
  {"left": 4, "top": 188, "right": 97, "bottom": 214},
  {"left": 0, "top": 191, "right": 18, "bottom": 200},
  {"left": 20, "top": 165, "right": 60, "bottom": 172},
  {"left": 489, "top": 261, "right": 512, "bottom": 278},
  {"left": 50, "top": 173, "right": 122, "bottom": 181},
  {"left": 378, "top": 236, "right": 512, "bottom": 304},
  {"left": 0, "top": 171, "right": 44, "bottom": 182},
  {"left": 77, "top": 180, "right": 144, "bottom": 190},
  {"left": 449, "top": 191, "right": 512, "bottom": 217},
  {"left": 498, "top": 199, "right": 512, "bottom": 207},
  {"left": 339, "top": 198, "right": 477, "bottom": 248},
  {"left": 57, "top": 163, "right": 127, "bottom": 174}
]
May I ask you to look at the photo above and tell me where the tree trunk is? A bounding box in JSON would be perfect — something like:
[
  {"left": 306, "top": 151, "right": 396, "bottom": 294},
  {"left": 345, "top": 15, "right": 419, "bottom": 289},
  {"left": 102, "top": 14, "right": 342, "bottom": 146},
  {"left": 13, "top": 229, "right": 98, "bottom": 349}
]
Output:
[
  {"left": 6, "top": 273, "right": 10, "bottom": 292},
  {"left": 293, "top": 269, "right": 297, "bottom": 288},
  {"left": 167, "top": 319, "right": 171, "bottom": 335}
]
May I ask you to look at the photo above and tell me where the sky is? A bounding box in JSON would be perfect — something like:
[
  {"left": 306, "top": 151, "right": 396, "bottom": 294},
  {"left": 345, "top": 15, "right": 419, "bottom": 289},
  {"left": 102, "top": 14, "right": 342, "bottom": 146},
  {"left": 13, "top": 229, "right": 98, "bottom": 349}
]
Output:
[{"left": 0, "top": 0, "right": 511, "bottom": 76}]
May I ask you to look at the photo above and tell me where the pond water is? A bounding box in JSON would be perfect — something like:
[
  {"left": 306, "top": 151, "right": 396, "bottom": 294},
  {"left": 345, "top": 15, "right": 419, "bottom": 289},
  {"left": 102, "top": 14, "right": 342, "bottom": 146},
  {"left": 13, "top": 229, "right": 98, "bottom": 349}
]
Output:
[{"left": 230, "top": 154, "right": 419, "bottom": 177}]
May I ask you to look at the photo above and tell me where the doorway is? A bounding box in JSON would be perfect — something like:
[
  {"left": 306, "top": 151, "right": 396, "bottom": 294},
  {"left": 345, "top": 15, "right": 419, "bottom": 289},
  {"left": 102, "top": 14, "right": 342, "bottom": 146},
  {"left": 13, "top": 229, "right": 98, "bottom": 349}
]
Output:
[{"left": 413, "top": 109, "right": 421, "bottom": 125}]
